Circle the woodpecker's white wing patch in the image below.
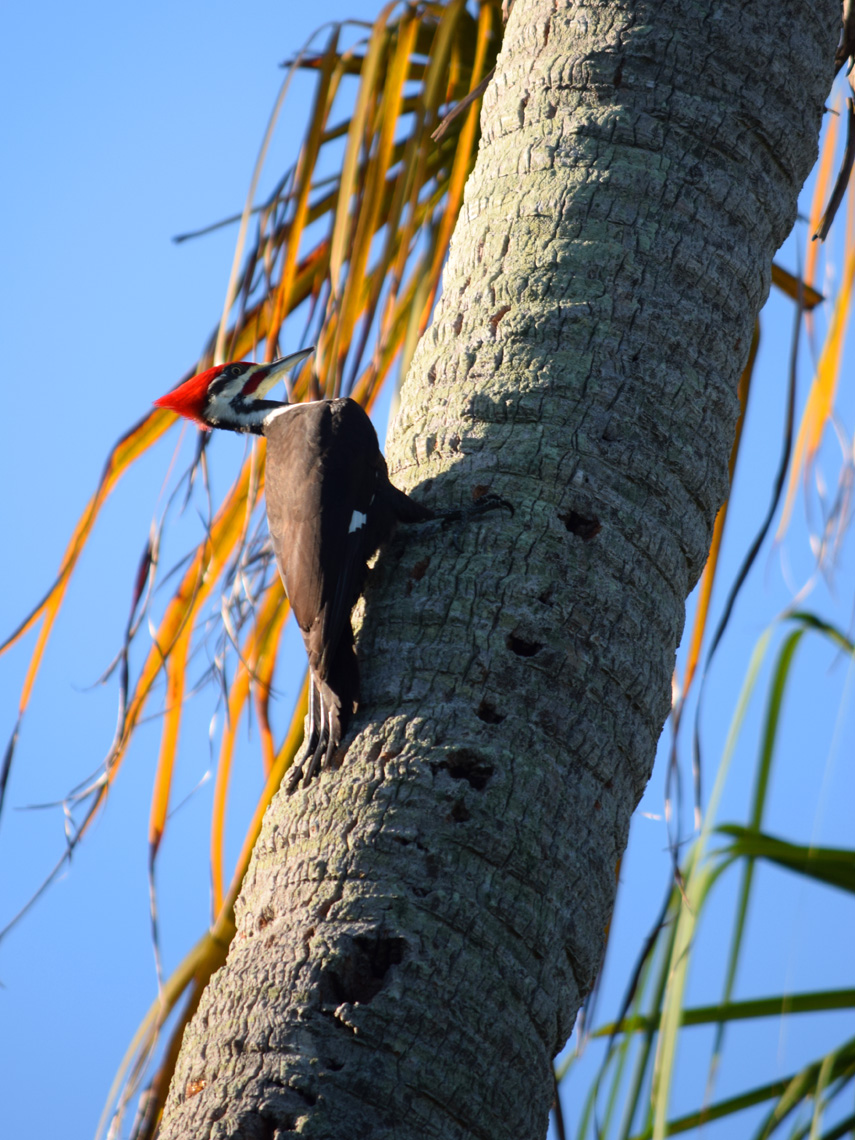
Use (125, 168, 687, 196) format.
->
(348, 510, 367, 534)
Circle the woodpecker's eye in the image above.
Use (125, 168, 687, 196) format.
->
(230, 364, 247, 378)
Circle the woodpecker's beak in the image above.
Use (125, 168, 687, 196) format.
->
(248, 347, 314, 400)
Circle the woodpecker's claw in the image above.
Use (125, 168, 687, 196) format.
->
(473, 492, 514, 516)
(435, 492, 514, 525)
(285, 734, 316, 794)
(286, 735, 325, 794)
(285, 760, 306, 795)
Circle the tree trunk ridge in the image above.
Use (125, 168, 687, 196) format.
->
(159, 2, 838, 1138)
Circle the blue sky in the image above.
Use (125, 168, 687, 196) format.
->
(1, 4, 853, 1138)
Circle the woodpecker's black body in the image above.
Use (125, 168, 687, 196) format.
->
(264, 398, 432, 787)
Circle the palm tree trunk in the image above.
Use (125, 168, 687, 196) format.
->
(158, 1, 839, 1137)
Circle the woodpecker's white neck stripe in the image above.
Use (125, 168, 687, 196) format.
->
(263, 404, 303, 428)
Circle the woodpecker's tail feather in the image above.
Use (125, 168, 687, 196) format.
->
(286, 639, 359, 793)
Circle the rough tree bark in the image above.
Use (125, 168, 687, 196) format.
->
(158, 2, 839, 1137)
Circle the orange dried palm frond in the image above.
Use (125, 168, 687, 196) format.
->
(778, 227, 855, 540)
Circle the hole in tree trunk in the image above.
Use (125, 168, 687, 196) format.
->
(507, 633, 542, 657)
(476, 699, 506, 724)
(319, 933, 407, 1007)
(437, 749, 494, 790)
(558, 509, 601, 541)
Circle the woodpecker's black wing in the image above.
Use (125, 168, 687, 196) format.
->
(264, 396, 438, 789)
(263, 399, 386, 706)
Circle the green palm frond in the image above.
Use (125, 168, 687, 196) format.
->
(562, 612, 855, 1140)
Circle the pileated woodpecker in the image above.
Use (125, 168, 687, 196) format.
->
(154, 352, 505, 789)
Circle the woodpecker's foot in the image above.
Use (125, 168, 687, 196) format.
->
(430, 492, 514, 526)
